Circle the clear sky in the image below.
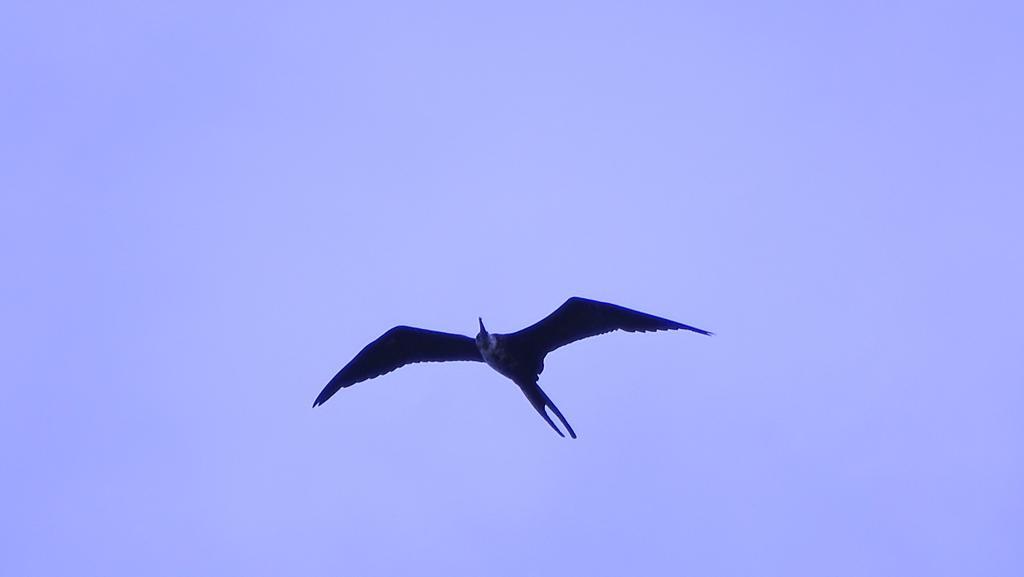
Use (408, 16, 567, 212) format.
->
(2, 1, 1022, 575)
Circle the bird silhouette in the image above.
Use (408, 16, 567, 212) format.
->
(313, 297, 711, 438)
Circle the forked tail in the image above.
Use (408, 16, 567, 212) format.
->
(516, 378, 577, 439)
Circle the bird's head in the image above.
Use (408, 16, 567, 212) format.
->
(476, 317, 492, 350)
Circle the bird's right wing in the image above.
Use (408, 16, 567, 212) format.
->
(508, 297, 712, 357)
(313, 326, 483, 407)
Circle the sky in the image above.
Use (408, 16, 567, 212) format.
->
(2, 1, 1022, 575)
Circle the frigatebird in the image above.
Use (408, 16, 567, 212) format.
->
(313, 297, 711, 438)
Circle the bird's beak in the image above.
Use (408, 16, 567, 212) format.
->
(478, 317, 485, 333)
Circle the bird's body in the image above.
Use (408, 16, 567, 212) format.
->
(314, 297, 711, 438)
(477, 331, 538, 381)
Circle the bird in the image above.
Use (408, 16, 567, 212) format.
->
(313, 297, 712, 438)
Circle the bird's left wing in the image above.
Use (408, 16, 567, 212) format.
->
(313, 326, 483, 407)
(507, 297, 712, 357)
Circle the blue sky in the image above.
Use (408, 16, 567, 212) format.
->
(3, 1, 1022, 575)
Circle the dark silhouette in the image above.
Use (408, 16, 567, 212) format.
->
(313, 297, 711, 437)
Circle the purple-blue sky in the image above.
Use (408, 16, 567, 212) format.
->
(3, 1, 1022, 575)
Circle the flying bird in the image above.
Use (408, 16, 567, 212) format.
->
(313, 297, 711, 438)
